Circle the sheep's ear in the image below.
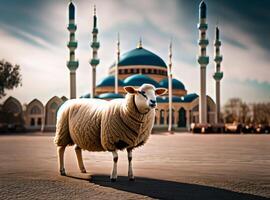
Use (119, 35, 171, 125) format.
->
(155, 88, 167, 96)
(124, 86, 138, 94)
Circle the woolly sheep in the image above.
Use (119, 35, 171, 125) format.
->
(54, 83, 167, 181)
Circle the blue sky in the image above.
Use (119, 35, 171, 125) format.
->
(0, 0, 269, 105)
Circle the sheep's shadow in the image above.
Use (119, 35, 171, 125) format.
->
(88, 175, 267, 200)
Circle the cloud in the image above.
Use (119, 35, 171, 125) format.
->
(0, 0, 269, 106)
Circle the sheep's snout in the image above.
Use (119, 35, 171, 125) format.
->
(149, 99, 157, 108)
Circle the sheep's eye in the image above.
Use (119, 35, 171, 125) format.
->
(138, 91, 148, 99)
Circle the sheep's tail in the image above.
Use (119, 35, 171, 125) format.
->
(54, 107, 74, 146)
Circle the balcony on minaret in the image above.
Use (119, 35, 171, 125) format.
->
(198, 39, 209, 46)
(214, 40, 221, 47)
(213, 71, 223, 81)
(67, 24, 77, 31)
(214, 55, 223, 63)
(67, 60, 79, 71)
(91, 41, 100, 49)
(197, 23, 208, 30)
(67, 41, 78, 49)
(197, 56, 209, 65)
(92, 27, 98, 34)
(90, 58, 100, 66)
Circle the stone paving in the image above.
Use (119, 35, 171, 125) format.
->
(0, 133, 269, 200)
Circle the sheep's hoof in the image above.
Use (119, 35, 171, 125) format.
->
(60, 168, 66, 176)
(80, 169, 87, 173)
(129, 177, 135, 181)
(110, 178, 117, 182)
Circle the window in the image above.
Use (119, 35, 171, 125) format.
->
(50, 102, 58, 110)
(31, 118, 35, 126)
(30, 106, 41, 115)
(37, 118, 42, 125)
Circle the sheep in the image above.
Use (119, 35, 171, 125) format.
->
(54, 83, 167, 181)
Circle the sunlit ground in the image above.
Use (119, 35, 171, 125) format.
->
(0, 133, 269, 200)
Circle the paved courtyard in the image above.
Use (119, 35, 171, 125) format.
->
(0, 133, 269, 200)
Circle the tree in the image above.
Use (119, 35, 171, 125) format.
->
(0, 60, 22, 99)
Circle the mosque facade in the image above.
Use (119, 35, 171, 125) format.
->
(0, 1, 221, 132)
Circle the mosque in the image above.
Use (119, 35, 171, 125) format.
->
(0, 1, 223, 132)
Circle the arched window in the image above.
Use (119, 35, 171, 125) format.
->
(160, 109, 164, 124)
(30, 106, 41, 115)
(50, 102, 58, 110)
(31, 118, 35, 126)
(178, 108, 186, 127)
(37, 118, 42, 125)
(5, 102, 20, 114)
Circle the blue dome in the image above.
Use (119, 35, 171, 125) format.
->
(97, 75, 125, 87)
(98, 93, 124, 99)
(182, 93, 198, 102)
(159, 78, 186, 90)
(111, 47, 167, 68)
(124, 74, 159, 87)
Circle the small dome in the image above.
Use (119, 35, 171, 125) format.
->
(159, 78, 186, 90)
(124, 74, 159, 87)
(110, 47, 167, 69)
(182, 93, 198, 102)
(97, 75, 125, 87)
(98, 93, 124, 99)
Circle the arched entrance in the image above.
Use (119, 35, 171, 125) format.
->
(160, 109, 164, 125)
(178, 108, 186, 127)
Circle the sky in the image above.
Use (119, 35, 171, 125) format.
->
(0, 0, 269, 105)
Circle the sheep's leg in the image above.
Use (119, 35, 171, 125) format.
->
(75, 145, 86, 173)
(110, 151, 118, 182)
(127, 148, 135, 181)
(57, 146, 66, 176)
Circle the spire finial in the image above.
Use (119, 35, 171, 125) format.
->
(117, 32, 120, 44)
(169, 37, 172, 56)
(94, 4, 96, 16)
(137, 37, 142, 48)
(117, 32, 120, 53)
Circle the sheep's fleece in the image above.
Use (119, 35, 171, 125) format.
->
(54, 94, 155, 151)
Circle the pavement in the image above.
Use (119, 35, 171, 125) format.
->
(0, 132, 269, 200)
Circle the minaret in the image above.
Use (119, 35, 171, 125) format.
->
(90, 5, 100, 98)
(213, 26, 223, 123)
(115, 33, 120, 94)
(67, 1, 79, 99)
(197, 1, 209, 124)
(168, 40, 173, 132)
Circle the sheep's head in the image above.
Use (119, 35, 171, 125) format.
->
(124, 84, 167, 113)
